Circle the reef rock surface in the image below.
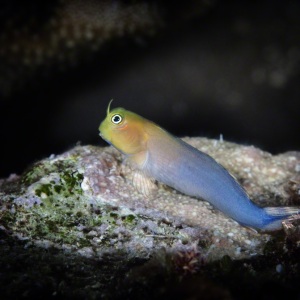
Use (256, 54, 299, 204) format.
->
(1, 138, 300, 299)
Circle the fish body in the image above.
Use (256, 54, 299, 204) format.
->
(99, 103, 299, 231)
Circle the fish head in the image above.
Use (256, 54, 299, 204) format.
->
(99, 100, 148, 155)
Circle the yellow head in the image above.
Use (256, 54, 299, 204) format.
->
(99, 101, 148, 155)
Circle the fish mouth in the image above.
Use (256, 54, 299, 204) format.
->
(99, 131, 106, 139)
(99, 132, 106, 140)
(99, 133, 111, 145)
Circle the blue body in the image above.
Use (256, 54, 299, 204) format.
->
(99, 107, 299, 231)
(143, 135, 286, 230)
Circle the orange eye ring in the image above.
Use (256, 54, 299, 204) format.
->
(118, 123, 128, 130)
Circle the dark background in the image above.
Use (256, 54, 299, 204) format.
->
(1, 0, 300, 178)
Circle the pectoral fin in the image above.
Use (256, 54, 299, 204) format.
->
(132, 170, 158, 198)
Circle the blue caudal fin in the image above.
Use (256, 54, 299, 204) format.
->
(262, 207, 300, 230)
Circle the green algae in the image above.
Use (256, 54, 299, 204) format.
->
(34, 170, 84, 198)
(1, 153, 143, 248)
(21, 156, 81, 186)
(21, 162, 50, 185)
(2, 144, 300, 299)
(1, 157, 86, 245)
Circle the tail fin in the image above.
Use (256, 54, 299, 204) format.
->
(263, 207, 300, 230)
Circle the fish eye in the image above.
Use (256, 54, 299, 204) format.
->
(111, 114, 122, 124)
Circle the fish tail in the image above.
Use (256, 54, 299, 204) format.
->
(262, 206, 300, 230)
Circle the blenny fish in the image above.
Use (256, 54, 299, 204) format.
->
(99, 101, 299, 231)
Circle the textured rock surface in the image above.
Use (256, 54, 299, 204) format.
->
(1, 138, 300, 298)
